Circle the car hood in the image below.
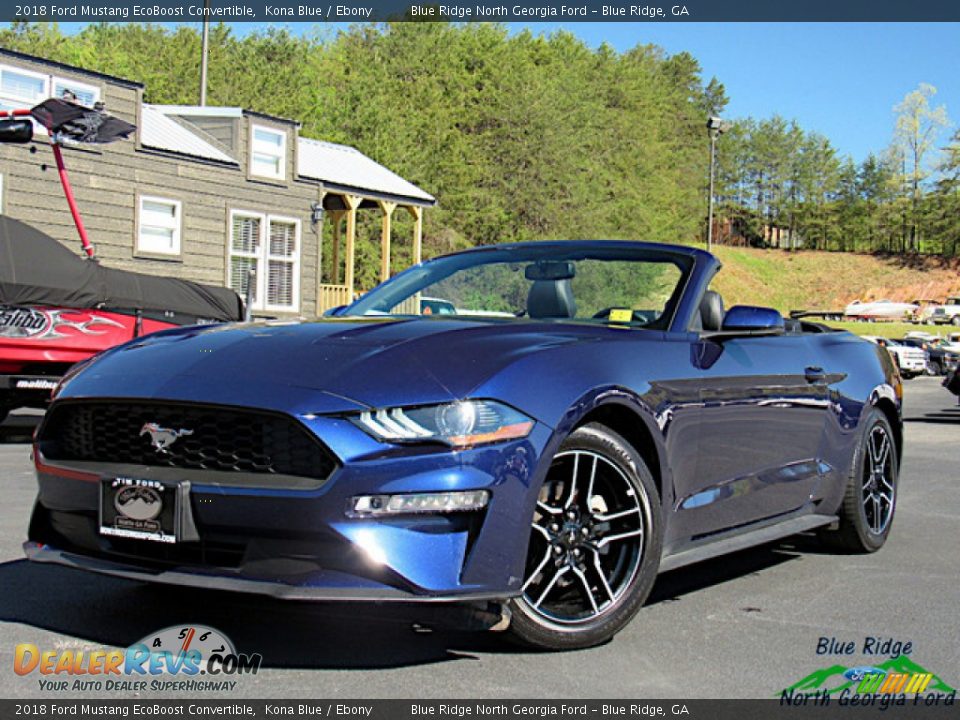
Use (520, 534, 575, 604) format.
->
(60, 317, 602, 415)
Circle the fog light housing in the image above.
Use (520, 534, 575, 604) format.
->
(351, 490, 490, 516)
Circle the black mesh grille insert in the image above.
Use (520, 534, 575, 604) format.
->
(40, 401, 336, 480)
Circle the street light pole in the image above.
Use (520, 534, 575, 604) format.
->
(707, 130, 718, 252)
(706, 116, 727, 253)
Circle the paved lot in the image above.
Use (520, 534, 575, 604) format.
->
(0, 378, 957, 699)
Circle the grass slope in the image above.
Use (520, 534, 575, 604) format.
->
(710, 247, 960, 315)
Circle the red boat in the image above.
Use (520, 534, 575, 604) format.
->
(0, 99, 243, 423)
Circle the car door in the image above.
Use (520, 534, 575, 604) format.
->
(676, 333, 831, 538)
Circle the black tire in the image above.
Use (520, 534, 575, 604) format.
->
(507, 423, 662, 650)
(0, 407, 8, 426)
(818, 407, 898, 553)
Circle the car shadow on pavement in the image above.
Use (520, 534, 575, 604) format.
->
(0, 560, 507, 669)
(649, 541, 802, 604)
(903, 406, 960, 424)
(0, 537, 805, 668)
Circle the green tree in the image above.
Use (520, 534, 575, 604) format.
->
(892, 83, 950, 252)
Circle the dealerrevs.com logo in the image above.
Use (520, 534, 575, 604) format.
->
(14, 625, 262, 693)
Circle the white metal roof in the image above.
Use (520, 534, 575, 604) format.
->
(152, 105, 244, 118)
(139, 105, 238, 164)
(297, 137, 435, 205)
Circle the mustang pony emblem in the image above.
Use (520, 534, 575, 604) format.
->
(140, 423, 193, 453)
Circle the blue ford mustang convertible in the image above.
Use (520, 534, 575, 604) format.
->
(25, 241, 902, 650)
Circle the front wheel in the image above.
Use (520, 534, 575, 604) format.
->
(818, 408, 898, 553)
(507, 423, 662, 650)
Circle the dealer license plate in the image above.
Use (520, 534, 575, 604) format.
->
(99, 477, 180, 544)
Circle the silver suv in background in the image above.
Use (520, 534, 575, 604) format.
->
(930, 297, 960, 326)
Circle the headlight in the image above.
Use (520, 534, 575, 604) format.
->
(353, 400, 534, 448)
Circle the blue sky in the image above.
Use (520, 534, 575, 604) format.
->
(529, 23, 960, 164)
(38, 22, 960, 163)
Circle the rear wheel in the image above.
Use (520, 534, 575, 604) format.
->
(507, 423, 662, 650)
(818, 408, 898, 553)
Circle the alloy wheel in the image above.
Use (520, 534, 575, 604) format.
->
(862, 425, 895, 535)
(521, 450, 650, 625)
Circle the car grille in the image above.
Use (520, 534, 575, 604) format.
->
(40, 401, 337, 480)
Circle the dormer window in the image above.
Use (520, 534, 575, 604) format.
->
(0, 65, 46, 110)
(0, 64, 101, 128)
(250, 124, 286, 180)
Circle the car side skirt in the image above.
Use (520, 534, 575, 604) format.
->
(658, 512, 838, 573)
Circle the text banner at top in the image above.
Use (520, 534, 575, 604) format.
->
(5, 0, 960, 23)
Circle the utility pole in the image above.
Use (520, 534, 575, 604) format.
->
(199, 2, 210, 106)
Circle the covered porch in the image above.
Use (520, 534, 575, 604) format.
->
(298, 138, 435, 313)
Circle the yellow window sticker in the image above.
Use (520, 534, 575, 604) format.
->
(609, 308, 633, 323)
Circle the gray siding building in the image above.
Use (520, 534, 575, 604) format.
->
(0, 48, 435, 317)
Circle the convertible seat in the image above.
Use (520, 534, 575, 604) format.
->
(528, 279, 577, 319)
(700, 290, 725, 331)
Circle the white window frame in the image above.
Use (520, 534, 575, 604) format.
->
(0, 64, 101, 136)
(249, 123, 287, 181)
(52, 76, 101, 108)
(136, 195, 182, 256)
(228, 210, 301, 313)
(0, 64, 48, 110)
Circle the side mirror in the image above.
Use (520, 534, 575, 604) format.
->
(0, 118, 34, 144)
(722, 305, 785, 333)
(323, 305, 346, 317)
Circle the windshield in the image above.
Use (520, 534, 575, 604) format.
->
(342, 244, 691, 329)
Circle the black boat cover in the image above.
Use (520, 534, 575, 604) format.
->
(31, 97, 136, 144)
(0, 216, 243, 322)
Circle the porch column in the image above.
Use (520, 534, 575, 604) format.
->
(329, 209, 344, 284)
(378, 200, 397, 282)
(407, 205, 423, 265)
(343, 194, 361, 299)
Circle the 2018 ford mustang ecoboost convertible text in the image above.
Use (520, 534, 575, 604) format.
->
(25, 241, 902, 650)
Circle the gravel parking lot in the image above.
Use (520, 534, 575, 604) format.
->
(1, 378, 957, 699)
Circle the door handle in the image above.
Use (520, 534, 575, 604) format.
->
(804, 366, 826, 383)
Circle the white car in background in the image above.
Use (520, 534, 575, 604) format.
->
(863, 335, 927, 379)
(905, 331, 960, 354)
(845, 299, 919, 321)
(928, 296, 960, 326)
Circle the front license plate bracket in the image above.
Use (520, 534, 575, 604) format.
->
(99, 478, 199, 544)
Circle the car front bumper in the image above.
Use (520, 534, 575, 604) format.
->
(26, 417, 554, 602)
